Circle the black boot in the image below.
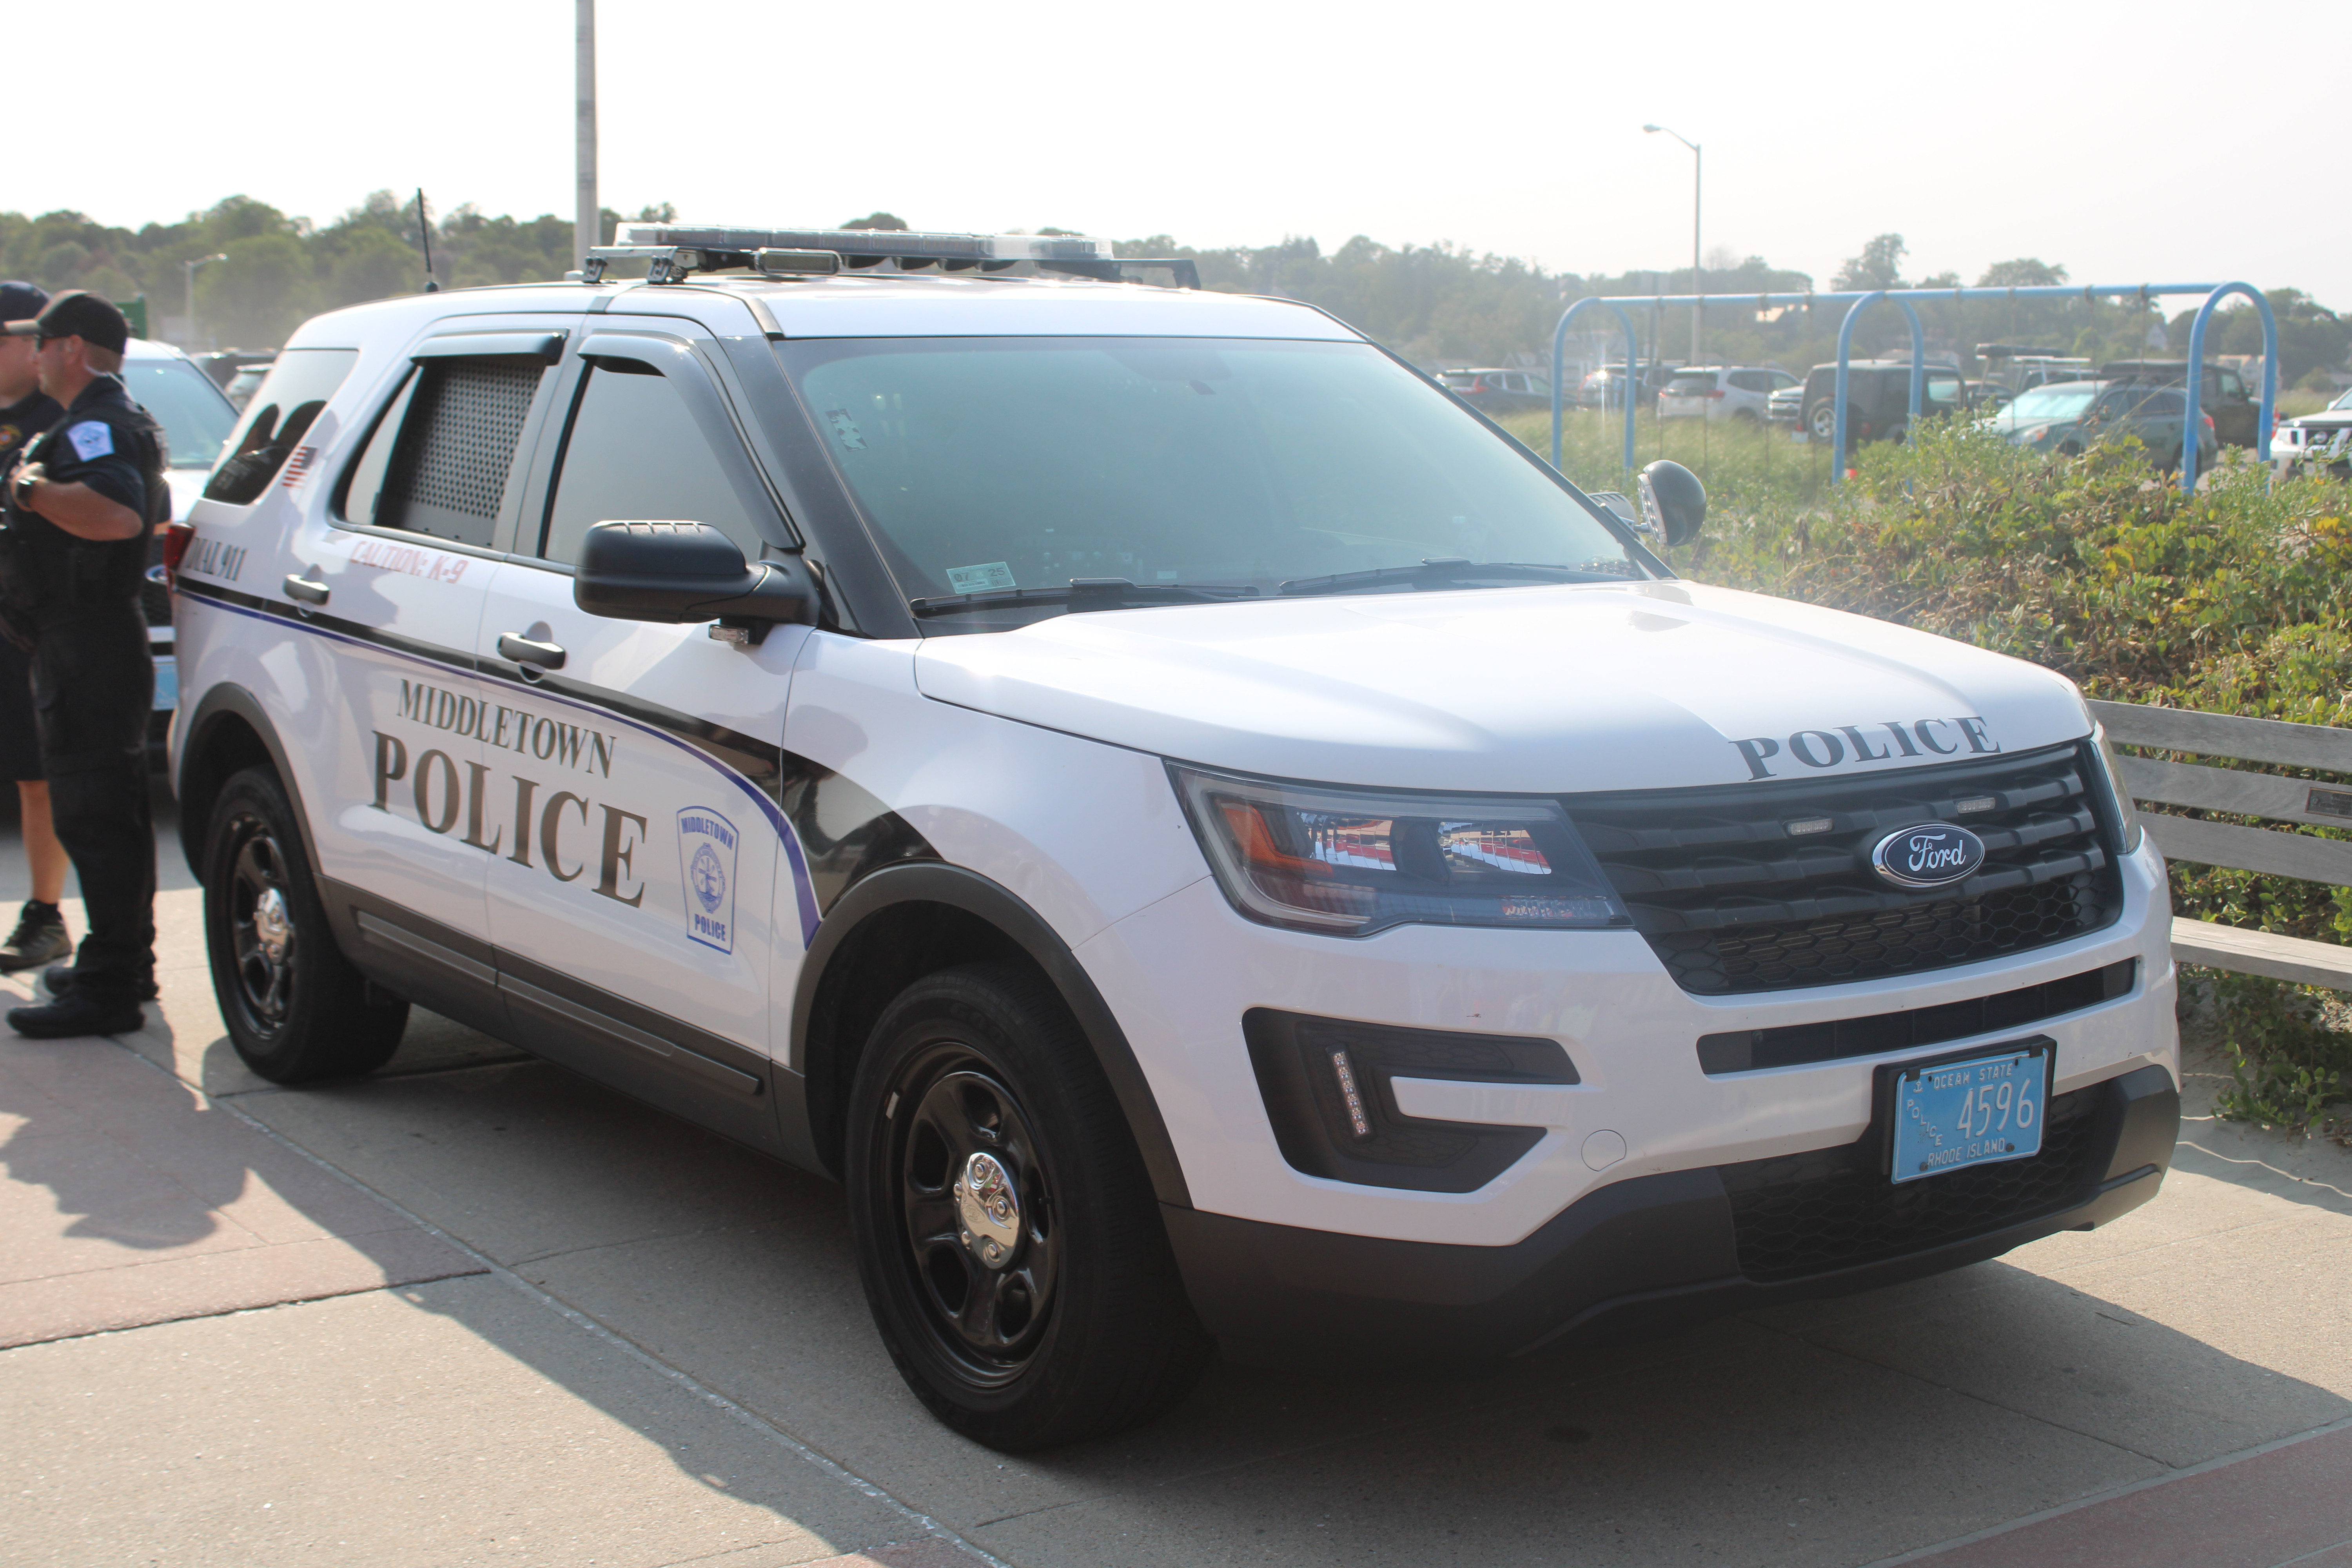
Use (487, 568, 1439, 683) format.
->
(0, 902, 70, 973)
(9, 989, 145, 1039)
(41, 963, 158, 1002)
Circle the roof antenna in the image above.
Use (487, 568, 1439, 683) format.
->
(416, 188, 441, 293)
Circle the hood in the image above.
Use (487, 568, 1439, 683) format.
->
(913, 580, 2091, 794)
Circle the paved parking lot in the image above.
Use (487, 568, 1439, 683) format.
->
(0, 789, 2348, 1567)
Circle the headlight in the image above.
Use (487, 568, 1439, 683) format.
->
(2022, 424, 2051, 443)
(2087, 722, 2145, 856)
(1171, 765, 1632, 937)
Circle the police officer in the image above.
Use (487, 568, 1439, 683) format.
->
(0, 292, 163, 1037)
(0, 282, 72, 976)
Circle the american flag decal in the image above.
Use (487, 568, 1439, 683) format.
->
(281, 446, 317, 487)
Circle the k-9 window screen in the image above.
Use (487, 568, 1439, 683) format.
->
(780, 337, 1638, 611)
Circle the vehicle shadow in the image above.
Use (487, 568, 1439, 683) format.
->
(222, 1031, 2352, 1568)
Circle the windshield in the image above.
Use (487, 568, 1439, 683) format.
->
(781, 337, 1643, 627)
(122, 359, 238, 468)
(2334, 389, 2352, 411)
(2007, 384, 2101, 420)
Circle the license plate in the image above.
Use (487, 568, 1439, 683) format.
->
(1888, 1043, 2047, 1184)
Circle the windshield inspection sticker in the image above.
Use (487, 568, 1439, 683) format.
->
(946, 561, 1016, 594)
(824, 409, 866, 450)
(677, 807, 740, 955)
(1731, 717, 1999, 780)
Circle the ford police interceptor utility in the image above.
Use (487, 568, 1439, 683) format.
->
(169, 223, 2179, 1451)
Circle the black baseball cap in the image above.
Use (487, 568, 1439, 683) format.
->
(0, 281, 47, 327)
(2, 290, 129, 354)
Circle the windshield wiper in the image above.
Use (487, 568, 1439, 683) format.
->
(1275, 559, 1636, 598)
(910, 577, 1261, 619)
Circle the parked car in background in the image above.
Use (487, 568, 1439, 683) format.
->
(221, 362, 274, 412)
(1433, 368, 1554, 415)
(1965, 379, 2013, 412)
(193, 349, 278, 390)
(1800, 360, 1967, 446)
(1578, 362, 1686, 411)
(122, 338, 240, 755)
(1976, 347, 2092, 399)
(1657, 366, 1799, 422)
(2099, 360, 2259, 448)
(1981, 379, 2217, 472)
(1767, 382, 1802, 424)
(2271, 387, 2352, 478)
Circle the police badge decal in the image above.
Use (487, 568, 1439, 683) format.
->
(675, 806, 741, 955)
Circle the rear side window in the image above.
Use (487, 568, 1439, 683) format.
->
(1725, 370, 1769, 393)
(539, 361, 764, 564)
(338, 356, 547, 547)
(205, 348, 359, 505)
(1927, 375, 1962, 405)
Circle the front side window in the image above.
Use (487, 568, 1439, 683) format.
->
(540, 361, 767, 564)
(779, 336, 1643, 628)
(204, 348, 358, 504)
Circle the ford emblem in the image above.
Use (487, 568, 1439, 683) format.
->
(1869, 822, 1987, 890)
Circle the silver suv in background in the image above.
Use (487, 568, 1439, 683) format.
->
(1658, 366, 1798, 422)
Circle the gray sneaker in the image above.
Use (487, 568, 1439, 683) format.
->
(0, 903, 69, 973)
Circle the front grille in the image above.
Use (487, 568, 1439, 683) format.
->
(1722, 1085, 2107, 1282)
(1567, 743, 2123, 995)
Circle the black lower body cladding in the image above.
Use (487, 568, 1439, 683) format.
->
(1167, 1064, 2177, 1363)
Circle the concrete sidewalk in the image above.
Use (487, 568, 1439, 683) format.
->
(0, 791, 2347, 1565)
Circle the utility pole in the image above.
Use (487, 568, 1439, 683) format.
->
(1643, 124, 1702, 367)
(184, 252, 226, 350)
(575, 0, 597, 270)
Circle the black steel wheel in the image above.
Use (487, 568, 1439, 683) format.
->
(846, 962, 1204, 1450)
(203, 766, 408, 1083)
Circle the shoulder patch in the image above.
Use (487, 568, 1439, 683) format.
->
(67, 421, 114, 462)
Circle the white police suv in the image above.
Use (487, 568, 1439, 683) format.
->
(171, 224, 2180, 1450)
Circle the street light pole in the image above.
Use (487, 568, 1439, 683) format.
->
(575, 0, 598, 270)
(1643, 124, 1701, 368)
(183, 252, 226, 350)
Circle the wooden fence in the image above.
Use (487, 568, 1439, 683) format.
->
(2090, 699, 2352, 989)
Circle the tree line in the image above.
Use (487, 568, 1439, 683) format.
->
(2, 194, 2341, 384)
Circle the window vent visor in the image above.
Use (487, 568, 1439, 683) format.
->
(1243, 1011, 1573, 1193)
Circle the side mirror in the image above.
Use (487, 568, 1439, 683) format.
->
(574, 521, 818, 642)
(1637, 460, 1706, 548)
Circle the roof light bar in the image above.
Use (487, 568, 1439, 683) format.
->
(619, 223, 1116, 265)
(580, 225, 1198, 289)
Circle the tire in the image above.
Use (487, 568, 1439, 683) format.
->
(846, 962, 1205, 1450)
(203, 766, 409, 1083)
(1808, 401, 1838, 442)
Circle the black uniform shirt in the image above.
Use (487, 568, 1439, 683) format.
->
(0, 388, 60, 472)
(36, 376, 156, 516)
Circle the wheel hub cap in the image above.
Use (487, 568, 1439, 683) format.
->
(955, 1152, 1020, 1268)
(253, 887, 292, 964)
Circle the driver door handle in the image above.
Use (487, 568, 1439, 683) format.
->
(497, 632, 567, 671)
(282, 574, 329, 606)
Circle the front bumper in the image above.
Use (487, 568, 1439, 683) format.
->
(1168, 1061, 2177, 1361)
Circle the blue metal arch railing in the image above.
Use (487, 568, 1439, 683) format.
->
(1548, 297, 1641, 472)
(1542, 281, 2274, 491)
(2180, 282, 2278, 492)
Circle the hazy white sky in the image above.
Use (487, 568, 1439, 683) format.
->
(31, 0, 2339, 307)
